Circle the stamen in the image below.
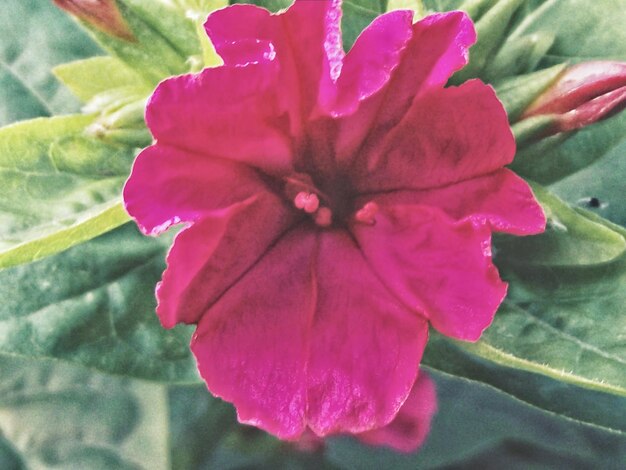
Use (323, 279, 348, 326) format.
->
(315, 207, 333, 227)
(354, 201, 379, 225)
(294, 192, 320, 213)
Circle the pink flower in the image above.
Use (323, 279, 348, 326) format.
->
(123, 0, 545, 441)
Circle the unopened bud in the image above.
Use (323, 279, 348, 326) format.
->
(522, 61, 626, 133)
(53, 0, 135, 41)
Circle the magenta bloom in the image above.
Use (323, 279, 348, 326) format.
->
(124, 0, 545, 441)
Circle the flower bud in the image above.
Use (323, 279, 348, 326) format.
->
(53, 0, 135, 41)
(522, 61, 626, 133)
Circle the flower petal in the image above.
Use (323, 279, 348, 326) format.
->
(351, 80, 515, 193)
(192, 227, 315, 439)
(334, 11, 476, 162)
(357, 371, 437, 453)
(326, 9, 415, 116)
(204, 0, 343, 133)
(145, 62, 293, 175)
(362, 169, 546, 236)
(352, 205, 508, 341)
(156, 194, 297, 328)
(191, 227, 428, 439)
(123, 144, 266, 235)
(306, 230, 428, 436)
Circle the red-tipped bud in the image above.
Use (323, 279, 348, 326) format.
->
(522, 61, 626, 133)
(53, 0, 135, 41)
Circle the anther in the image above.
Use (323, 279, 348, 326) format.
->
(354, 201, 379, 225)
(314, 207, 333, 227)
(294, 192, 320, 213)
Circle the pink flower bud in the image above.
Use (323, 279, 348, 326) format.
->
(53, 0, 135, 41)
(523, 61, 626, 133)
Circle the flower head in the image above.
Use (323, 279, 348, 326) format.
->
(124, 0, 545, 442)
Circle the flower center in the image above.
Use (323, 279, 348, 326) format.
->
(282, 172, 379, 228)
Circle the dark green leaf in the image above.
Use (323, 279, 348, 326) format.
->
(342, 0, 388, 50)
(462, 191, 626, 397)
(424, 334, 626, 434)
(0, 0, 102, 125)
(0, 223, 199, 382)
(327, 368, 626, 469)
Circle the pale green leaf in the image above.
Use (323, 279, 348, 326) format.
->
(0, 115, 135, 268)
(0, 354, 169, 470)
(53, 57, 150, 103)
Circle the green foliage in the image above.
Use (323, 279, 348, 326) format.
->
(0, 0, 101, 125)
(1, 0, 626, 468)
(327, 368, 626, 469)
(0, 115, 133, 268)
(53, 56, 150, 103)
(0, 354, 169, 469)
(0, 224, 199, 383)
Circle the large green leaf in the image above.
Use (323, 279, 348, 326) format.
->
(423, 334, 626, 434)
(326, 368, 626, 469)
(0, 223, 199, 383)
(0, 115, 136, 268)
(454, 188, 626, 397)
(0, 0, 101, 125)
(0, 354, 169, 470)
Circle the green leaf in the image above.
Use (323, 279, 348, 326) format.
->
(84, 0, 196, 85)
(326, 368, 626, 469)
(511, 111, 626, 185)
(0, 0, 102, 125)
(509, 0, 626, 65)
(387, 0, 426, 17)
(0, 353, 169, 469)
(496, 184, 626, 267)
(459, 190, 626, 397)
(451, 0, 526, 84)
(494, 64, 565, 122)
(423, 334, 626, 434)
(0, 115, 136, 268)
(342, 1, 388, 50)
(53, 57, 150, 103)
(231, 0, 292, 11)
(0, 223, 199, 383)
(549, 138, 626, 228)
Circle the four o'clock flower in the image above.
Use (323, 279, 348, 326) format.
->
(123, 0, 545, 443)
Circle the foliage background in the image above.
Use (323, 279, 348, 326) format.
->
(0, 0, 625, 468)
